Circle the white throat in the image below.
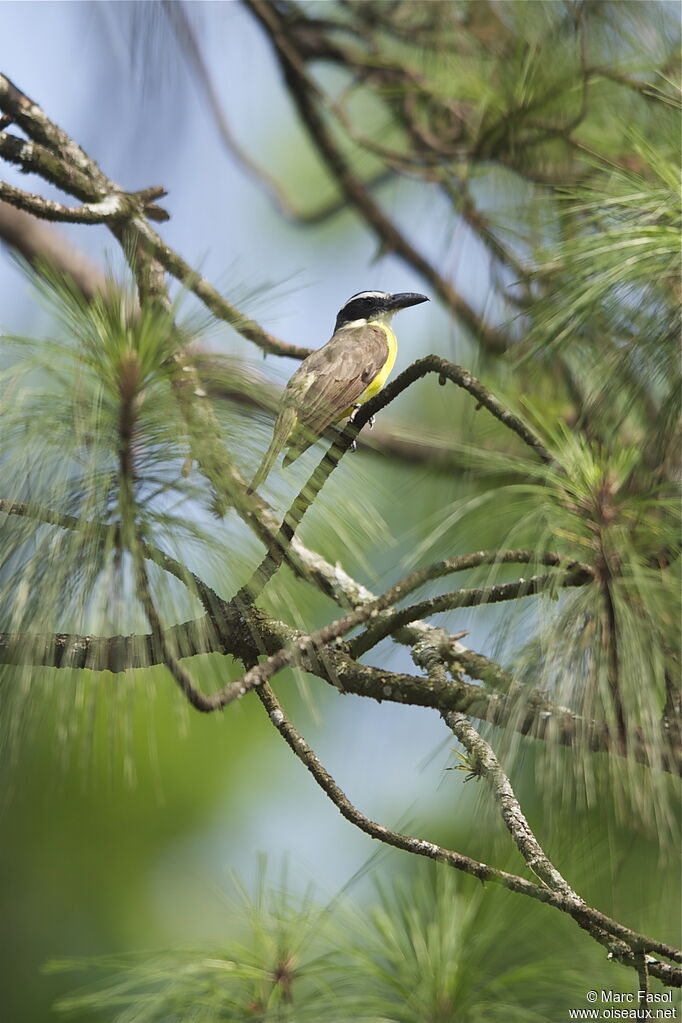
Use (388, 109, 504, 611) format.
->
(342, 311, 396, 330)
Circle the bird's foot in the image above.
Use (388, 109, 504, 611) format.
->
(349, 404, 374, 428)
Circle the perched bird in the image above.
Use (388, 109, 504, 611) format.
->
(248, 290, 429, 492)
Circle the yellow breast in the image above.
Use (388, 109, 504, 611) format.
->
(356, 322, 397, 404)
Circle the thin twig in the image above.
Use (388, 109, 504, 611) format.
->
(240, 353, 554, 603)
(255, 680, 681, 982)
(144, 222, 313, 360)
(0, 180, 127, 224)
(189, 550, 590, 710)
(351, 567, 592, 657)
(445, 709, 580, 895)
(245, 0, 511, 355)
(0, 74, 305, 363)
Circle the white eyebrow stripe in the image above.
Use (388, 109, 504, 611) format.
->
(345, 290, 389, 303)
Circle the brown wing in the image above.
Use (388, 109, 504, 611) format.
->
(282, 325, 389, 463)
(292, 325, 388, 432)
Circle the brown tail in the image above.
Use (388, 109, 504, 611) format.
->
(248, 408, 296, 493)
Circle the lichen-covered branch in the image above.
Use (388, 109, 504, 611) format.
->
(0, 72, 304, 361)
(256, 682, 681, 985)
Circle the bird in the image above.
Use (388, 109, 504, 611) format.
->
(248, 290, 429, 492)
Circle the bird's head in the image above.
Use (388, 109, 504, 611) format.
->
(334, 290, 429, 331)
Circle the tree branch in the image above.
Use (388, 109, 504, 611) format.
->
(0, 73, 306, 362)
(0, 200, 107, 300)
(0, 179, 169, 224)
(240, 352, 554, 604)
(144, 223, 313, 360)
(244, 0, 512, 355)
(256, 680, 681, 984)
(445, 709, 581, 895)
(183, 550, 590, 710)
(1, 489, 677, 772)
(351, 567, 592, 657)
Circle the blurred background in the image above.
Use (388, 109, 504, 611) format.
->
(0, 2, 679, 1019)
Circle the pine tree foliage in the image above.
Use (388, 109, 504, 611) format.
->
(0, 0, 680, 1018)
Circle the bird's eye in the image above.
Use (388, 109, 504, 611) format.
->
(335, 297, 378, 330)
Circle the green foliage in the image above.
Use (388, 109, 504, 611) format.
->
(49, 866, 338, 1023)
(1, 273, 209, 631)
(410, 412, 679, 829)
(522, 141, 681, 429)
(0, 272, 263, 770)
(48, 863, 624, 1023)
(344, 866, 595, 1023)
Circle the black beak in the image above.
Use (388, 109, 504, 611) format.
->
(387, 292, 429, 311)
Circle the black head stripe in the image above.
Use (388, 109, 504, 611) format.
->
(335, 291, 390, 331)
